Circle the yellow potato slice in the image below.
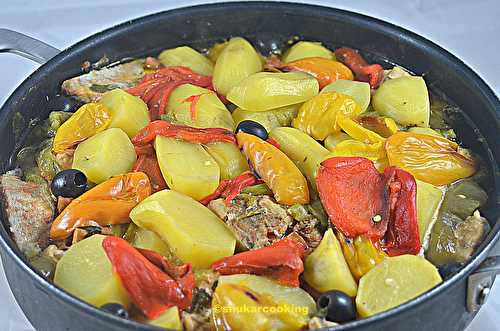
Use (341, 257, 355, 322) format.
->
(227, 72, 319, 112)
(282, 41, 334, 63)
(204, 142, 249, 180)
(130, 189, 236, 268)
(72, 128, 136, 184)
(54, 235, 130, 308)
(356, 255, 442, 317)
(155, 136, 220, 200)
(373, 76, 430, 127)
(159, 46, 214, 76)
(213, 37, 263, 96)
(304, 229, 358, 296)
(164, 83, 234, 130)
(149, 306, 182, 330)
(99, 89, 150, 138)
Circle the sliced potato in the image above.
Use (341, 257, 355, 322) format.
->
(131, 227, 171, 257)
(149, 306, 182, 330)
(204, 142, 249, 180)
(130, 189, 236, 268)
(54, 235, 130, 308)
(158, 46, 214, 76)
(372, 76, 430, 127)
(72, 128, 136, 184)
(282, 41, 334, 63)
(99, 89, 150, 138)
(356, 255, 442, 317)
(218, 274, 316, 314)
(164, 83, 234, 130)
(227, 72, 319, 111)
(304, 229, 357, 296)
(213, 37, 263, 96)
(416, 179, 443, 243)
(322, 79, 371, 112)
(269, 127, 331, 185)
(155, 136, 220, 200)
(207, 40, 229, 62)
(232, 104, 300, 132)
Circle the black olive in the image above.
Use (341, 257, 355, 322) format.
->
(100, 303, 129, 319)
(235, 120, 268, 140)
(50, 169, 88, 198)
(47, 94, 82, 113)
(317, 290, 356, 323)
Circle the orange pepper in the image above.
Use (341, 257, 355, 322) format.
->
(237, 132, 309, 205)
(281, 57, 354, 88)
(50, 172, 151, 240)
(385, 132, 476, 186)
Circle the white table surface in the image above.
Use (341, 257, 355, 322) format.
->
(0, 0, 499, 330)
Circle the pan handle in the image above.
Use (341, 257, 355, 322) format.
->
(0, 28, 60, 64)
(467, 250, 500, 313)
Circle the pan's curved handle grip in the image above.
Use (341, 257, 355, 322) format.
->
(0, 28, 60, 64)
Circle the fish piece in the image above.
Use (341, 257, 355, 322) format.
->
(208, 194, 293, 250)
(0, 175, 55, 258)
(61, 61, 145, 103)
(208, 194, 323, 252)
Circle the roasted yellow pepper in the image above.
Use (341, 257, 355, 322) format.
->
(292, 92, 362, 140)
(237, 132, 309, 205)
(385, 132, 476, 186)
(356, 115, 399, 138)
(53, 103, 111, 153)
(331, 140, 386, 161)
(212, 283, 309, 331)
(336, 113, 385, 144)
(337, 232, 387, 281)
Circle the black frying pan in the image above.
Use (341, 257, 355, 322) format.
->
(0, 2, 499, 331)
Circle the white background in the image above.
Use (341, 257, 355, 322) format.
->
(0, 1, 499, 330)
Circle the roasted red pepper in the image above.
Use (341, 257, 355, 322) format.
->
(137, 248, 191, 279)
(102, 236, 194, 319)
(381, 167, 421, 256)
(317, 157, 421, 255)
(211, 238, 306, 287)
(132, 120, 237, 146)
(334, 48, 384, 88)
(317, 157, 388, 240)
(127, 66, 213, 120)
(133, 144, 167, 193)
(199, 172, 262, 205)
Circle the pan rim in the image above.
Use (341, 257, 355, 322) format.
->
(0, 2, 499, 330)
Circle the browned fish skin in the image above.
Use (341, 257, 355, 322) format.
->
(0, 175, 55, 258)
(61, 61, 145, 103)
